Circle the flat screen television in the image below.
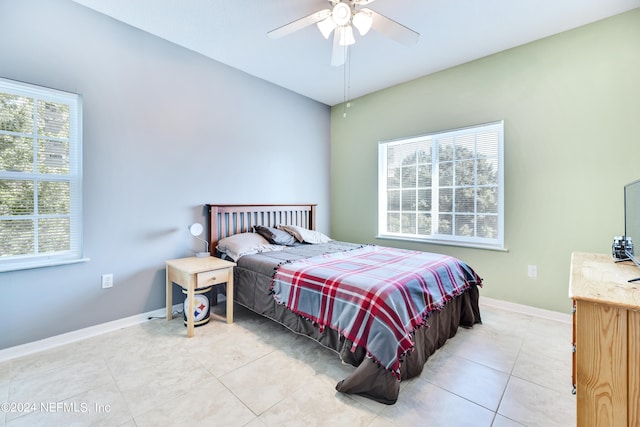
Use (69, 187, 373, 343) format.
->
(624, 179, 640, 282)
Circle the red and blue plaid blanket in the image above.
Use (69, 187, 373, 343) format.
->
(271, 245, 482, 376)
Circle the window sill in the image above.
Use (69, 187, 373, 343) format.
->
(376, 235, 508, 252)
(0, 257, 91, 273)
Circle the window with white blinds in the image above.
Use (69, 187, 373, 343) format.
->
(378, 121, 504, 250)
(0, 78, 84, 271)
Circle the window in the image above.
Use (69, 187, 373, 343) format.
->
(0, 78, 83, 271)
(378, 121, 504, 250)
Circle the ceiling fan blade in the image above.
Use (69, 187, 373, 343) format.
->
(363, 8, 419, 46)
(353, 0, 377, 5)
(331, 29, 347, 66)
(268, 9, 331, 39)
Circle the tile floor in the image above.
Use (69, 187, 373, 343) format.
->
(0, 301, 575, 426)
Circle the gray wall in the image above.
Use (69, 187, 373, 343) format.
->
(0, 0, 331, 349)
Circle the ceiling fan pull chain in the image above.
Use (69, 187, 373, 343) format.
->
(343, 46, 351, 118)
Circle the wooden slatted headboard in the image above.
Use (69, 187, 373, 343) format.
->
(206, 204, 317, 253)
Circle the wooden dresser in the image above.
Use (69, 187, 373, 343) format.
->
(569, 252, 640, 427)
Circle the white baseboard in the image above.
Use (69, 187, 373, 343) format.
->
(480, 296, 572, 324)
(0, 304, 182, 363)
(1, 298, 571, 363)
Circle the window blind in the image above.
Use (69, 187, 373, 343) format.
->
(0, 77, 83, 271)
(378, 121, 504, 250)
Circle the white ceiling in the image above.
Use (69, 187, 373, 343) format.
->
(71, 0, 640, 106)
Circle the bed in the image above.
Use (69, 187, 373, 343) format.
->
(207, 203, 482, 405)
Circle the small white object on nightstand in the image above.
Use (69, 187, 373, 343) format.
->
(188, 223, 210, 257)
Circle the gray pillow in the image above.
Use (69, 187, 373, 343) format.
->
(254, 225, 297, 246)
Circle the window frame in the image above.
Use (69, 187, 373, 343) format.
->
(377, 121, 505, 251)
(0, 77, 85, 272)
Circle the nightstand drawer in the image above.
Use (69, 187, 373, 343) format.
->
(197, 269, 229, 288)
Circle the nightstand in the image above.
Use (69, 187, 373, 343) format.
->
(165, 256, 236, 337)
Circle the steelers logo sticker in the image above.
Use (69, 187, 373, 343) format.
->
(183, 293, 210, 323)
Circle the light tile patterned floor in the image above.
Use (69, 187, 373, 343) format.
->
(0, 301, 575, 426)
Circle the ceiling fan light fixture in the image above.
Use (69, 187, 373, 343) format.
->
(338, 25, 355, 46)
(352, 10, 373, 36)
(317, 16, 336, 39)
(267, 0, 420, 66)
(332, 2, 352, 26)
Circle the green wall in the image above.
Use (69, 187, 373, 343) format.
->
(330, 9, 640, 314)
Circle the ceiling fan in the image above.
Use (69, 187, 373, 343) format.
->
(267, 0, 419, 67)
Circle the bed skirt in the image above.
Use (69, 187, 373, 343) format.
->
(234, 263, 481, 405)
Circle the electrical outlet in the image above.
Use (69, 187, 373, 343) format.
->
(102, 273, 113, 288)
(527, 265, 537, 279)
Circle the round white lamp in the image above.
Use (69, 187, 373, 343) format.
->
(189, 223, 210, 258)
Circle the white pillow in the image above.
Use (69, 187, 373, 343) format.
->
(216, 233, 283, 261)
(278, 225, 331, 244)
